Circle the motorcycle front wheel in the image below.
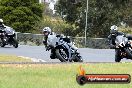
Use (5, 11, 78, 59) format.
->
(55, 48, 69, 62)
(73, 54, 83, 62)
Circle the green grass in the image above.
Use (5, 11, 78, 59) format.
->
(0, 55, 32, 62)
(0, 63, 131, 88)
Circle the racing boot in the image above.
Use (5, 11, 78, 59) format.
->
(50, 49, 56, 59)
(50, 53, 56, 59)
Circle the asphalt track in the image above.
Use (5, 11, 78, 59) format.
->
(0, 45, 132, 62)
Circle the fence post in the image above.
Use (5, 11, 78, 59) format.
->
(15, 32, 20, 40)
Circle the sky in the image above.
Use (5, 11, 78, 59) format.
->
(44, 0, 57, 10)
(39, 0, 57, 14)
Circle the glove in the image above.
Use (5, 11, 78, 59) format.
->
(56, 35, 61, 37)
(109, 44, 116, 49)
(46, 46, 51, 51)
(43, 40, 47, 45)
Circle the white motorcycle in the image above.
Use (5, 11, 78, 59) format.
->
(0, 26, 18, 48)
(46, 34, 83, 62)
(114, 35, 132, 62)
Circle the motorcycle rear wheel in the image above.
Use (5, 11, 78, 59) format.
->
(125, 47, 132, 59)
(73, 55, 83, 62)
(12, 39, 18, 48)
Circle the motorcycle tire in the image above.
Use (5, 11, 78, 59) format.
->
(124, 48, 132, 58)
(55, 48, 69, 62)
(0, 42, 5, 47)
(73, 55, 83, 62)
(12, 39, 18, 48)
(115, 49, 122, 62)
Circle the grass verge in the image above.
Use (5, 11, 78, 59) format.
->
(0, 63, 131, 88)
(0, 55, 32, 62)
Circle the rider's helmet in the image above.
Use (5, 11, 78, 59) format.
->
(42, 27, 51, 36)
(0, 19, 3, 25)
(110, 25, 118, 35)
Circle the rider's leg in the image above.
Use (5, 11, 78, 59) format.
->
(50, 49, 56, 59)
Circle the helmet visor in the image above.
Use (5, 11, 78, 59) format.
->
(43, 31, 49, 36)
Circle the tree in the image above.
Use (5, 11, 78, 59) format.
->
(0, 0, 43, 33)
(56, 0, 132, 37)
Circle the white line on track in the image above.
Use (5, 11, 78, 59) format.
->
(18, 56, 46, 62)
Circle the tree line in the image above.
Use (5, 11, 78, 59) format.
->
(56, 0, 132, 37)
(0, 0, 43, 33)
(0, 0, 132, 38)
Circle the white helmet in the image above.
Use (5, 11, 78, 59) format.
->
(42, 27, 51, 34)
(110, 25, 118, 31)
(0, 19, 3, 23)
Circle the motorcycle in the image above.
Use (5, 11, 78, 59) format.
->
(114, 35, 132, 62)
(46, 34, 83, 62)
(0, 26, 18, 48)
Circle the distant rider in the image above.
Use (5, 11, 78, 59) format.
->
(0, 19, 5, 28)
(0, 19, 6, 43)
(108, 25, 125, 49)
(0, 19, 16, 43)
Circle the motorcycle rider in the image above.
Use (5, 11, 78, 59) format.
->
(0, 19, 15, 34)
(42, 27, 78, 59)
(0, 19, 6, 43)
(0, 19, 5, 28)
(108, 25, 125, 49)
(0, 19, 16, 44)
(42, 27, 57, 59)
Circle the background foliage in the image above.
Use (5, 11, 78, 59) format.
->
(56, 0, 132, 37)
(0, 0, 43, 33)
(0, 0, 132, 37)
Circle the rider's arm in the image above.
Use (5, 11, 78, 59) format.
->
(43, 40, 47, 46)
(56, 34, 61, 37)
(108, 34, 116, 49)
(43, 36, 48, 46)
(43, 40, 51, 51)
(108, 35, 111, 40)
(3, 24, 6, 28)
